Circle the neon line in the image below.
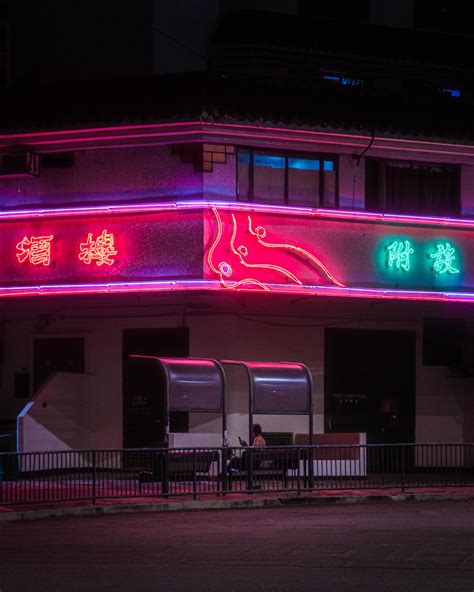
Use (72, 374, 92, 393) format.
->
(248, 216, 345, 287)
(0, 199, 473, 230)
(220, 277, 270, 291)
(229, 213, 302, 284)
(1, 278, 474, 302)
(0, 121, 202, 140)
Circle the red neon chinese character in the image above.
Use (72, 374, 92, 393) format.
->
(79, 230, 117, 266)
(16, 235, 53, 266)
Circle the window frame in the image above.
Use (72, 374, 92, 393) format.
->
(236, 148, 339, 208)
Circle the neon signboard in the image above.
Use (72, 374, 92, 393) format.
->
(0, 200, 473, 302)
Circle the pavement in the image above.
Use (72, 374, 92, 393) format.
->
(1, 500, 473, 591)
(0, 486, 474, 522)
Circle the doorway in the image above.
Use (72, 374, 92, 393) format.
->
(122, 328, 189, 447)
(324, 328, 416, 444)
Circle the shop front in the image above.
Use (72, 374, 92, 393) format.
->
(0, 200, 471, 453)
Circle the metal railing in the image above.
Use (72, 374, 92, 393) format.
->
(0, 443, 473, 506)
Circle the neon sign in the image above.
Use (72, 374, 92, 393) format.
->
(16, 235, 53, 266)
(0, 201, 472, 302)
(430, 242, 459, 274)
(79, 230, 117, 266)
(206, 207, 345, 291)
(386, 240, 414, 272)
(381, 237, 462, 280)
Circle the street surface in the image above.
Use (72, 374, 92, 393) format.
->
(0, 500, 473, 591)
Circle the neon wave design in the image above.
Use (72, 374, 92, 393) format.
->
(207, 208, 270, 291)
(247, 216, 345, 288)
(229, 213, 302, 284)
(207, 207, 345, 290)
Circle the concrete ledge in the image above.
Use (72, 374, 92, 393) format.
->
(1, 491, 473, 523)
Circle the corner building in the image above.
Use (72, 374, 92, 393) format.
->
(0, 9, 474, 457)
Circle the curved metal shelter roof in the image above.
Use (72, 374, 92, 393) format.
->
(129, 356, 227, 446)
(221, 360, 313, 446)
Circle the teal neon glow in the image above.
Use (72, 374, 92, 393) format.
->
(386, 240, 414, 272)
(430, 242, 460, 274)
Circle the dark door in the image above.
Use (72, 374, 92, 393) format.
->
(34, 338, 85, 393)
(324, 329, 416, 444)
(122, 328, 189, 448)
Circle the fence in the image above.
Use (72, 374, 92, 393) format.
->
(0, 443, 473, 506)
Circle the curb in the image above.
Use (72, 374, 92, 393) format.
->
(1, 491, 473, 523)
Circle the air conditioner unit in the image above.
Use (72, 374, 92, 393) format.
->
(0, 152, 40, 177)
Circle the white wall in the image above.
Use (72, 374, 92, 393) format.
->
(4, 295, 474, 451)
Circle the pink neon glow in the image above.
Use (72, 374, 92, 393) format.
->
(207, 207, 270, 290)
(230, 213, 302, 285)
(0, 200, 473, 231)
(78, 229, 117, 266)
(16, 235, 53, 266)
(247, 215, 344, 287)
(207, 208, 345, 291)
(0, 200, 473, 304)
(0, 279, 474, 303)
(131, 354, 218, 368)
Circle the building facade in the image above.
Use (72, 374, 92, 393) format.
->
(0, 4, 473, 455)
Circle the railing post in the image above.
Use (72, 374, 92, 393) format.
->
(162, 448, 169, 497)
(92, 449, 96, 505)
(247, 447, 253, 493)
(400, 444, 405, 493)
(221, 446, 229, 495)
(297, 447, 301, 496)
(192, 449, 197, 500)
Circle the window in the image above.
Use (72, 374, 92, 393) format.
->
(366, 158, 460, 216)
(237, 149, 338, 208)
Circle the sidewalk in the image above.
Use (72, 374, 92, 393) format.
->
(1, 486, 473, 523)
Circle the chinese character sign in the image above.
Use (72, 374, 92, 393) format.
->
(382, 239, 461, 278)
(430, 243, 459, 274)
(78, 230, 117, 266)
(387, 240, 414, 272)
(16, 235, 54, 266)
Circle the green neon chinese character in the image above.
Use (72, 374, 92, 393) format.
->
(430, 242, 460, 274)
(387, 240, 414, 272)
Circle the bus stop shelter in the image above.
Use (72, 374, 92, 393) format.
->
(129, 356, 227, 446)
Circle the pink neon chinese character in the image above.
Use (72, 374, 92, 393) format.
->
(79, 230, 117, 266)
(16, 235, 53, 266)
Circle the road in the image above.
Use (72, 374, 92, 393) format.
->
(0, 500, 473, 591)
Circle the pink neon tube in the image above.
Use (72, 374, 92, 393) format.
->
(0, 199, 473, 230)
(0, 279, 474, 302)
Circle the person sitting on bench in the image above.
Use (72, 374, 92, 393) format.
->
(228, 424, 266, 474)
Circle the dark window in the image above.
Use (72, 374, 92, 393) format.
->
(366, 158, 460, 216)
(423, 318, 465, 366)
(237, 149, 338, 208)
